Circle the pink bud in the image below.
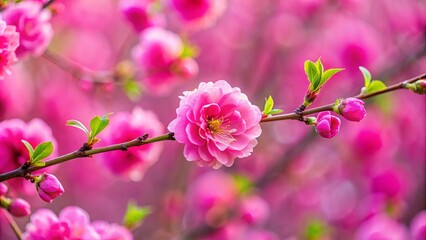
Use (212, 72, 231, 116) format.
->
(171, 58, 199, 79)
(0, 183, 8, 196)
(8, 198, 31, 217)
(413, 80, 426, 94)
(338, 98, 367, 121)
(315, 111, 341, 138)
(411, 211, 426, 240)
(36, 173, 65, 203)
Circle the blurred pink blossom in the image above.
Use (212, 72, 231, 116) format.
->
(120, 0, 165, 32)
(0, 182, 8, 196)
(240, 195, 270, 225)
(411, 210, 426, 240)
(315, 111, 341, 138)
(355, 214, 408, 240)
(0, 118, 57, 194)
(98, 107, 164, 181)
(0, 20, 19, 79)
(91, 221, 133, 240)
(132, 27, 198, 95)
(23, 206, 129, 239)
(8, 198, 31, 217)
(168, 80, 262, 168)
(170, 0, 227, 28)
(2, 1, 53, 57)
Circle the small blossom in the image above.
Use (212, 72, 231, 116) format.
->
(8, 198, 31, 217)
(315, 111, 341, 138)
(411, 210, 426, 240)
(23, 207, 110, 240)
(98, 107, 164, 181)
(170, 0, 227, 28)
(0, 183, 8, 196)
(92, 221, 133, 240)
(336, 97, 367, 121)
(120, 0, 165, 32)
(355, 214, 409, 240)
(2, 1, 53, 57)
(132, 27, 198, 95)
(168, 80, 262, 168)
(35, 173, 64, 203)
(240, 195, 270, 225)
(0, 20, 19, 79)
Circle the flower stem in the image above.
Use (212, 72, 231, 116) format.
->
(1, 210, 23, 240)
(0, 133, 175, 182)
(261, 72, 426, 123)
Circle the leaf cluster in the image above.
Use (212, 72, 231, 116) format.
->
(304, 58, 344, 92)
(21, 140, 54, 167)
(66, 113, 112, 148)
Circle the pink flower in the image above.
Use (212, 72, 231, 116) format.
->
(98, 107, 164, 181)
(0, 20, 19, 79)
(168, 80, 262, 168)
(8, 198, 31, 217)
(337, 98, 367, 121)
(92, 221, 133, 240)
(35, 173, 64, 203)
(240, 195, 270, 225)
(23, 207, 105, 240)
(355, 214, 409, 240)
(0, 182, 8, 196)
(186, 172, 238, 226)
(2, 1, 53, 57)
(170, 0, 227, 28)
(120, 0, 165, 32)
(315, 111, 341, 138)
(132, 27, 198, 95)
(411, 211, 426, 240)
(0, 118, 57, 194)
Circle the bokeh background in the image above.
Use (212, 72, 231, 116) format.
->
(0, 0, 425, 239)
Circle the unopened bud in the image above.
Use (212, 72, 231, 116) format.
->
(35, 173, 64, 203)
(8, 198, 31, 217)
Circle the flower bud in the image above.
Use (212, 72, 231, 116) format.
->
(171, 58, 199, 79)
(8, 198, 31, 217)
(405, 80, 426, 94)
(35, 173, 64, 203)
(0, 183, 8, 196)
(315, 111, 341, 138)
(335, 97, 366, 122)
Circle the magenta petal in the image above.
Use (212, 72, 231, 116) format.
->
(184, 143, 201, 161)
(186, 124, 205, 146)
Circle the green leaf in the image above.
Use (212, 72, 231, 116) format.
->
(363, 80, 386, 94)
(122, 79, 141, 101)
(32, 142, 53, 163)
(31, 161, 46, 167)
(21, 140, 34, 158)
(180, 41, 199, 58)
(305, 220, 327, 240)
(320, 68, 344, 86)
(232, 174, 253, 196)
(263, 96, 274, 115)
(315, 58, 323, 83)
(269, 109, 283, 115)
(66, 120, 90, 136)
(304, 60, 320, 87)
(89, 113, 112, 140)
(123, 202, 151, 229)
(359, 66, 371, 87)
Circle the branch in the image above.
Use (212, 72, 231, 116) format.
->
(260, 72, 426, 123)
(1, 210, 23, 240)
(0, 133, 175, 182)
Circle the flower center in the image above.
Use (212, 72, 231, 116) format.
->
(208, 118, 223, 133)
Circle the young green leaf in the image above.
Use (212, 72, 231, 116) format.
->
(21, 140, 34, 158)
(315, 58, 323, 82)
(363, 80, 386, 94)
(263, 96, 274, 115)
(66, 120, 90, 136)
(232, 174, 253, 196)
(304, 60, 320, 86)
(359, 66, 372, 87)
(32, 142, 54, 163)
(123, 202, 151, 230)
(122, 79, 142, 101)
(320, 68, 344, 86)
(89, 113, 112, 140)
(269, 109, 283, 115)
